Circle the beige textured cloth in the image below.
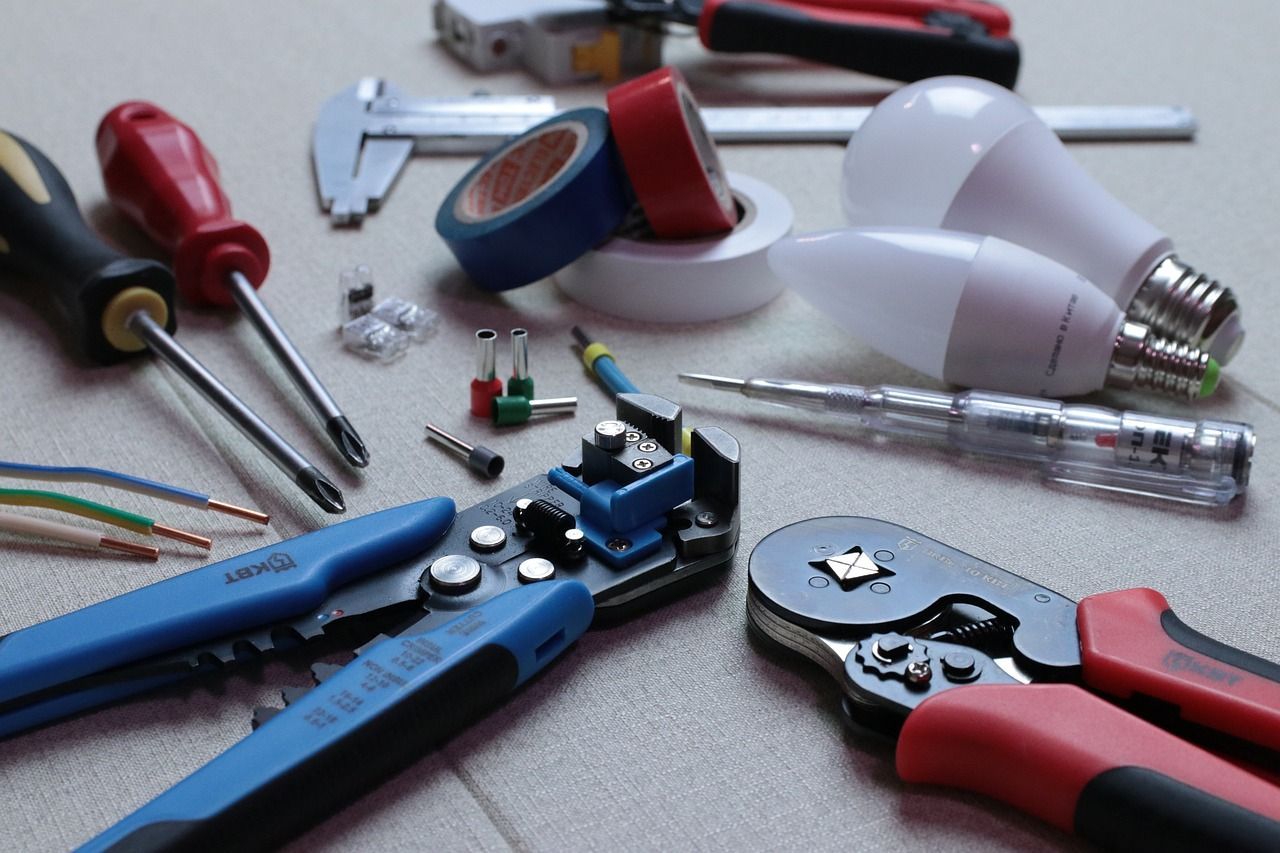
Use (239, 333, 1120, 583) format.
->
(0, 2, 1275, 850)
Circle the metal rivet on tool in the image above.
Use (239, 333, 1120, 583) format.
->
(428, 554, 482, 593)
(874, 550, 894, 562)
(941, 651, 977, 681)
(637, 440, 658, 453)
(594, 420, 628, 451)
(469, 525, 507, 552)
(518, 558, 556, 583)
(563, 528, 586, 558)
(869, 582, 891, 594)
(632, 458, 653, 471)
(873, 635, 912, 663)
(905, 660, 932, 685)
(513, 498, 532, 528)
(607, 538, 631, 552)
(808, 577, 830, 589)
(624, 431, 642, 443)
(695, 511, 718, 528)
(1034, 593, 1052, 603)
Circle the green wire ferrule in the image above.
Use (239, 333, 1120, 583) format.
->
(492, 395, 532, 426)
(507, 376, 535, 399)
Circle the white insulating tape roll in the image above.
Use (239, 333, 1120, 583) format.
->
(553, 172, 793, 323)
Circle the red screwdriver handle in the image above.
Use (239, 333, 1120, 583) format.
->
(96, 102, 269, 308)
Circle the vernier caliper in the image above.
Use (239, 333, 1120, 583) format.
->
(313, 77, 1199, 225)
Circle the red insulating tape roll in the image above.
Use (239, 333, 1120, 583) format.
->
(606, 66, 737, 239)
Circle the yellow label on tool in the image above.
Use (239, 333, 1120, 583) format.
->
(0, 132, 52, 204)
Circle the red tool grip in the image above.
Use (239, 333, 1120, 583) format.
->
(897, 684, 1280, 849)
(96, 102, 269, 308)
(697, 0, 1019, 88)
(1077, 588, 1280, 753)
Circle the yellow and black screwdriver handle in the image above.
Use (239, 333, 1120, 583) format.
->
(0, 131, 176, 364)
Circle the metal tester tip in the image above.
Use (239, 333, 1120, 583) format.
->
(677, 373, 747, 392)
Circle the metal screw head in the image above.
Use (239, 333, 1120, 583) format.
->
(469, 525, 507, 552)
(632, 458, 654, 471)
(518, 557, 556, 583)
(563, 528, 585, 558)
(941, 651, 977, 681)
(624, 431, 642, 443)
(606, 538, 631, 552)
(513, 498, 532, 526)
(872, 635, 913, 663)
(428, 554, 482, 593)
(637, 440, 658, 452)
(594, 420, 628, 451)
(905, 660, 933, 685)
(694, 511, 718, 528)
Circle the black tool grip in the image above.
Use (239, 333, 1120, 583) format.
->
(0, 131, 175, 364)
(700, 1, 1020, 88)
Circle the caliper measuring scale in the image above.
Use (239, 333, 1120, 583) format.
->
(679, 374, 1254, 505)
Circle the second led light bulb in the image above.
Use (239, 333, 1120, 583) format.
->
(768, 227, 1218, 400)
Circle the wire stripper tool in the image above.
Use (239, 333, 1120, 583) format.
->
(0, 393, 740, 851)
(747, 517, 1279, 852)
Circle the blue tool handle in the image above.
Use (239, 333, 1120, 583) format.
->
(0, 498, 456, 708)
(78, 579, 594, 853)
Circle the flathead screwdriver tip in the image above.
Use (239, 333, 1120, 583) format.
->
(295, 467, 346, 514)
(326, 415, 370, 468)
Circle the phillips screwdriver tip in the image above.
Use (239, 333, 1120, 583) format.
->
(295, 467, 346, 514)
(326, 415, 370, 468)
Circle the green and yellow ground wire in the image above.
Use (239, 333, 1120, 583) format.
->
(0, 488, 211, 550)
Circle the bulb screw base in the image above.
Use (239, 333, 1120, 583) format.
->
(1129, 257, 1243, 363)
(1107, 322, 1216, 400)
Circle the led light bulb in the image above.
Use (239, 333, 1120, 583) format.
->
(768, 227, 1218, 400)
(842, 76, 1243, 363)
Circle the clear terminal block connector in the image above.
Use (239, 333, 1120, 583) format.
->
(341, 314, 410, 363)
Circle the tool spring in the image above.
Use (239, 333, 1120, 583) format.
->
(929, 617, 1015, 648)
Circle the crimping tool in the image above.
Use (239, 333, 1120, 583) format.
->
(747, 517, 1280, 851)
(0, 393, 740, 851)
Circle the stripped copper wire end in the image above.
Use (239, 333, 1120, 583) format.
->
(207, 499, 270, 525)
(100, 537, 160, 561)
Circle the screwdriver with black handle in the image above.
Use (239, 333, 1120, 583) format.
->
(0, 130, 345, 514)
(97, 102, 369, 469)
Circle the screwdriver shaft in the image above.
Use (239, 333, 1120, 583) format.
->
(225, 271, 368, 467)
(128, 311, 345, 513)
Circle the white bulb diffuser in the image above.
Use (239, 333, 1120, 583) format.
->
(768, 227, 1218, 400)
(841, 76, 1243, 364)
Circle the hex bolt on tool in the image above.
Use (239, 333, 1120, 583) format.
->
(747, 516, 1280, 851)
(313, 77, 1199, 224)
(97, 102, 369, 469)
(0, 393, 740, 851)
(0, 131, 344, 514)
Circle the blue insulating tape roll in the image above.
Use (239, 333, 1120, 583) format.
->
(435, 108, 633, 292)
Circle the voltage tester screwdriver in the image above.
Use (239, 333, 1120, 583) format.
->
(0, 131, 345, 514)
(680, 373, 1255, 505)
(97, 102, 369, 469)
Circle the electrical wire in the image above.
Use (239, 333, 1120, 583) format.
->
(0, 488, 211, 550)
(0, 510, 158, 560)
(0, 461, 269, 524)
